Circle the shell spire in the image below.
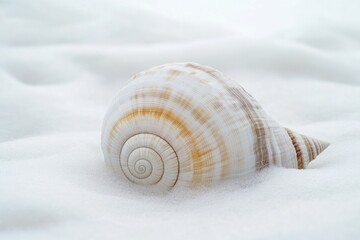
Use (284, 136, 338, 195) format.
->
(285, 128, 329, 169)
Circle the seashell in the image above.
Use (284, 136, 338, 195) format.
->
(101, 62, 329, 191)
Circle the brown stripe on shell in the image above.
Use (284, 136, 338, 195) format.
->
(313, 138, 319, 157)
(301, 134, 314, 161)
(227, 87, 269, 170)
(285, 129, 304, 169)
(314, 139, 319, 158)
(190, 106, 223, 182)
(314, 139, 321, 156)
(132, 87, 172, 101)
(167, 69, 181, 81)
(170, 89, 229, 182)
(211, 100, 223, 110)
(268, 134, 277, 166)
(191, 105, 230, 181)
(185, 63, 220, 80)
(186, 62, 270, 170)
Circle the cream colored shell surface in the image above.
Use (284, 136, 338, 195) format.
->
(101, 62, 329, 191)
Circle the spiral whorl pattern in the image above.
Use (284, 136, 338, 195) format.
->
(119, 134, 179, 188)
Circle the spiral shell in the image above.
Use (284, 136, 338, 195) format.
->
(101, 62, 329, 191)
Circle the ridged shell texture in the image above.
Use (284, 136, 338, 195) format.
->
(101, 62, 329, 191)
